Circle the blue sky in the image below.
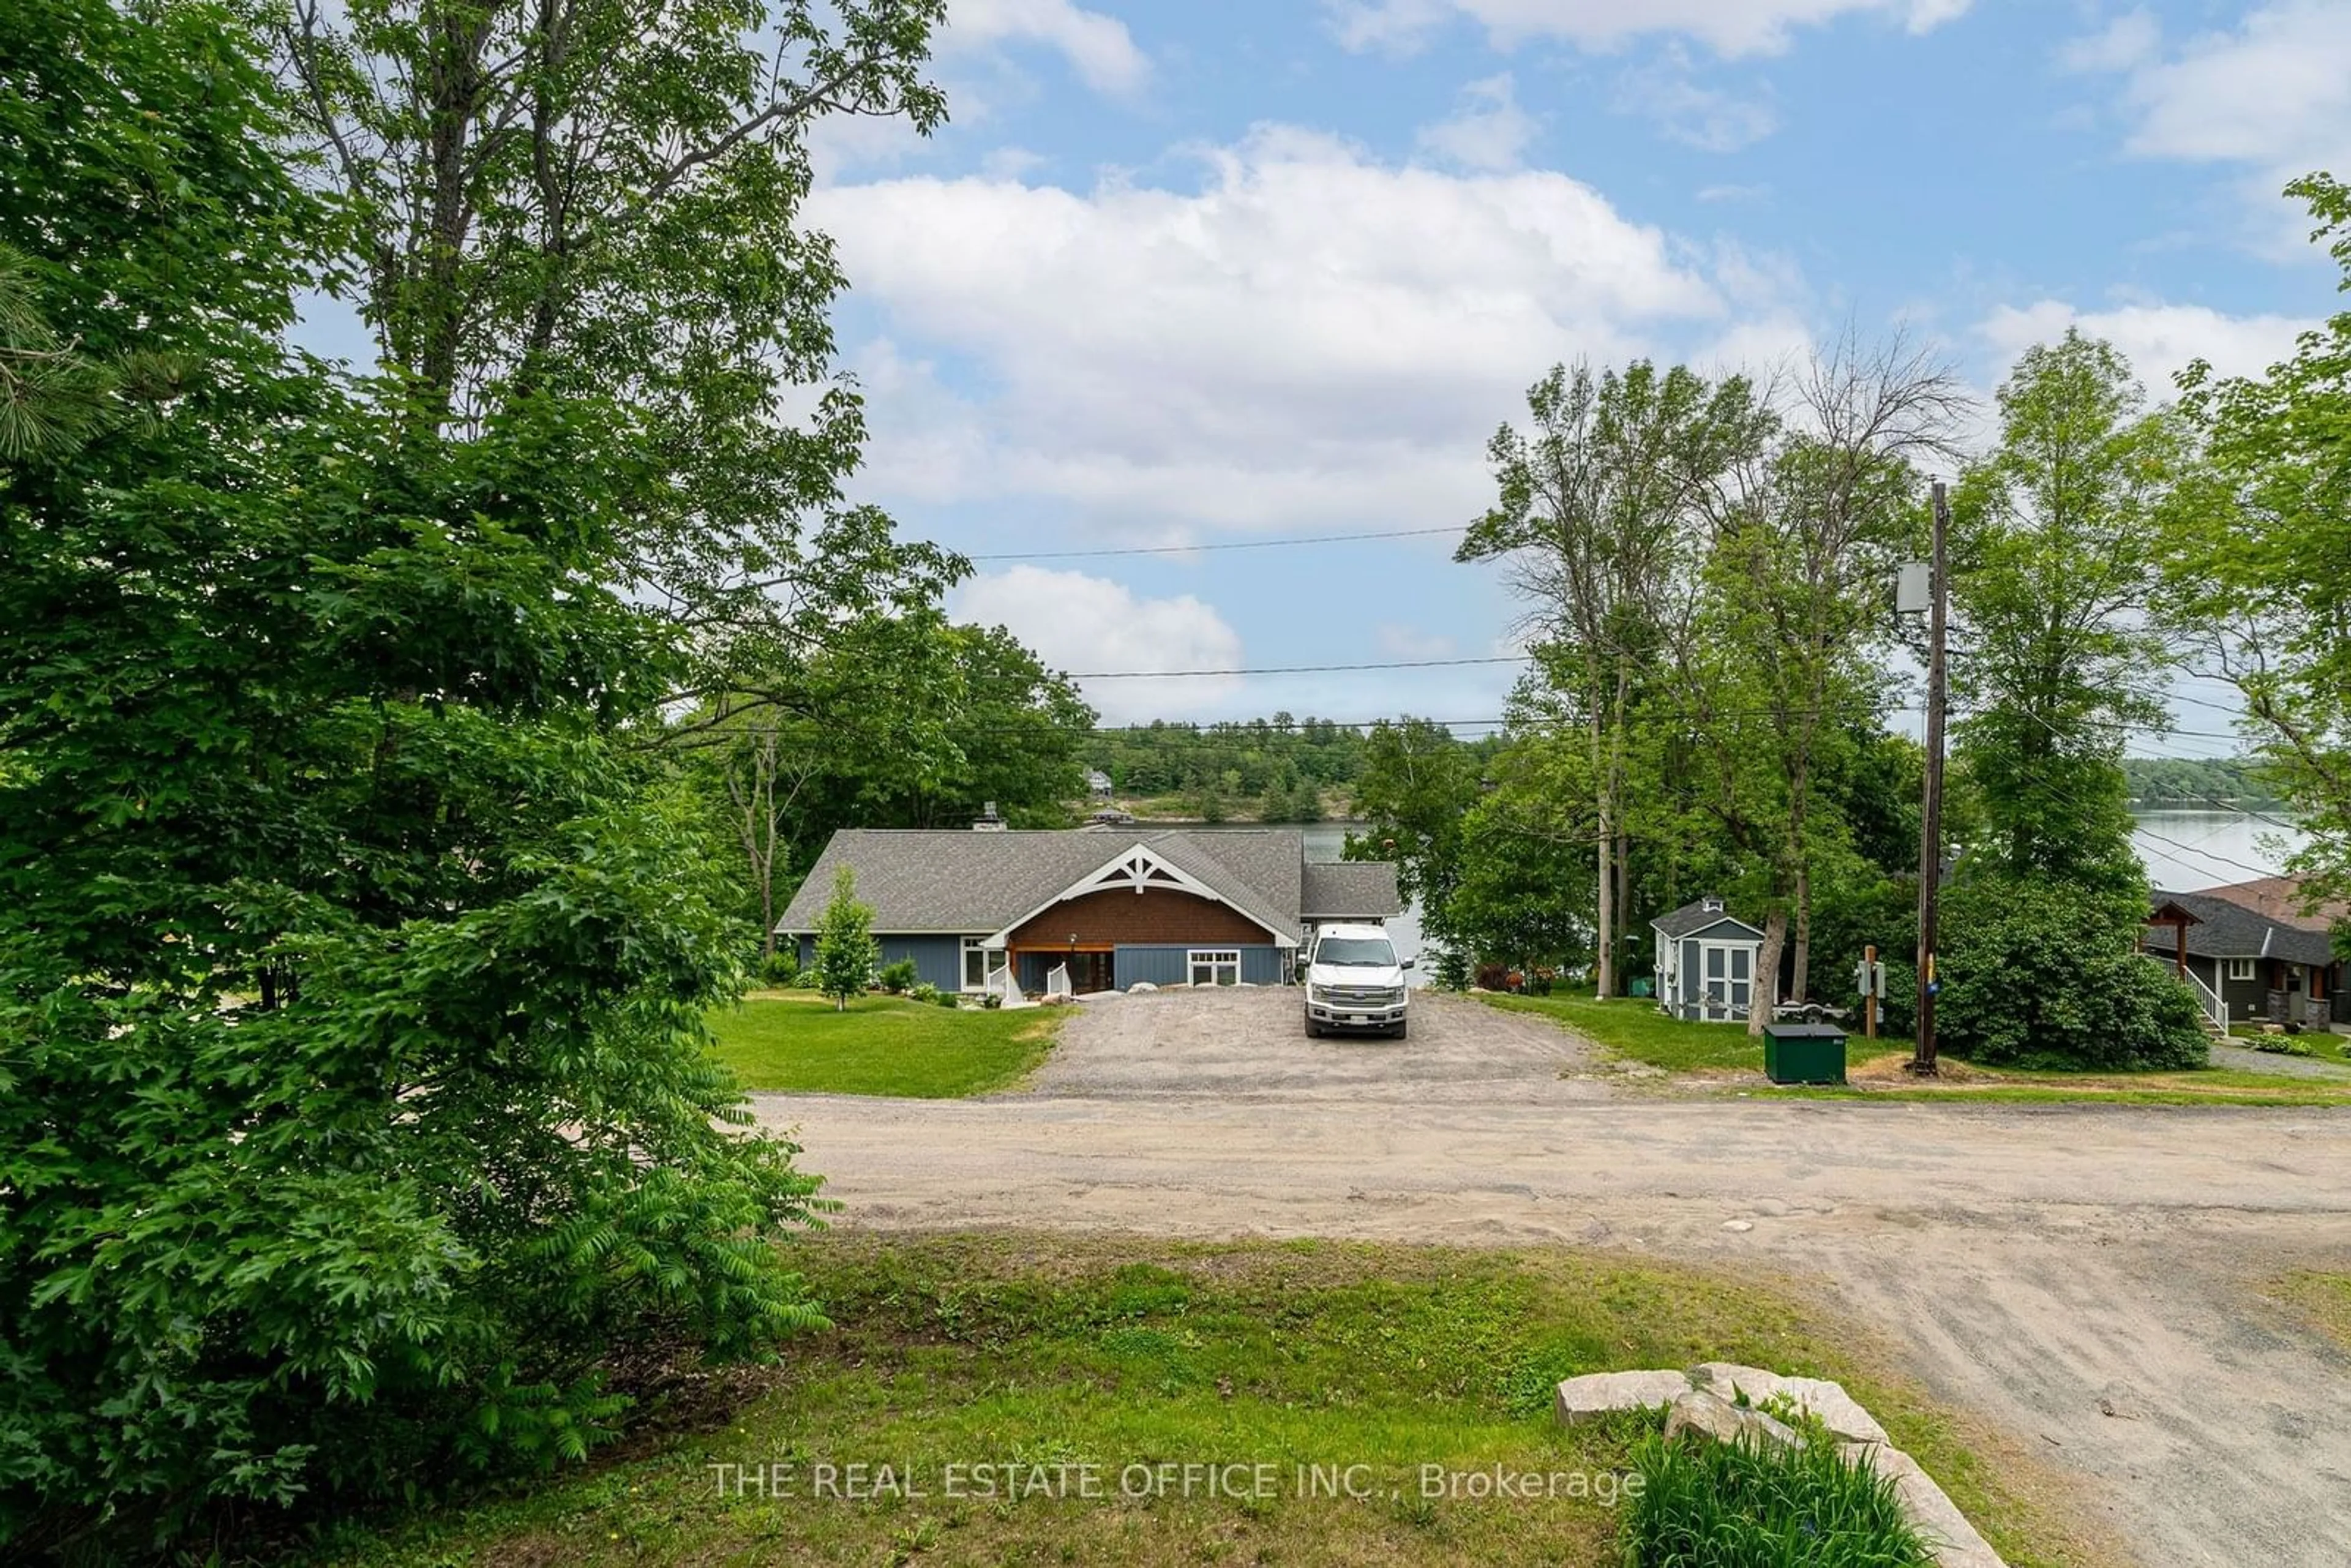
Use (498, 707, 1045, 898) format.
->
(793, 0, 2348, 743)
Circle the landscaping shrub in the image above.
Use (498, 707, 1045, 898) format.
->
(877, 959, 920, 995)
(1622, 1433, 1932, 1567)
(758, 947, 800, 986)
(934, 989, 961, 1008)
(907, 981, 939, 1004)
(1933, 876, 2208, 1070)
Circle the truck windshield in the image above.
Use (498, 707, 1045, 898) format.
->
(1316, 938, 1396, 967)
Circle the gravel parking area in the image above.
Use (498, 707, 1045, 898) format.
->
(2211, 1041, 2351, 1079)
(1013, 985, 1618, 1103)
(748, 986, 2351, 1566)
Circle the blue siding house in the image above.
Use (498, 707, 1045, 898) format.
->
(776, 826, 1401, 998)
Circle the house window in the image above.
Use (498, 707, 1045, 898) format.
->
(2225, 958, 2256, 982)
(962, 939, 1003, 991)
(1189, 949, 1242, 986)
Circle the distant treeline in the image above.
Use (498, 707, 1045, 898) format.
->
(1084, 716, 1376, 821)
(2121, 756, 2284, 807)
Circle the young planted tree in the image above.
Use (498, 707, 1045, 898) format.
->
(812, 865, 879, 1010)
(2161, 174, 2351, 912)
(1459, 362, 1774, 996)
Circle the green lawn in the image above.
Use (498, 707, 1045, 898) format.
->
(707, 993, 1064, 1098)
(303, 1234, 2111, 1568)
(1482, 991, 2351, 1105)
(1479, 991, 1769, 1074)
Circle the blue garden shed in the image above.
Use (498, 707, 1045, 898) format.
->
(1651, 896, 1767, 1023)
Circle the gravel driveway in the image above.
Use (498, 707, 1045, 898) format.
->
(749, 989, 2351, 1567)
(1015, 985, 1619, 1103)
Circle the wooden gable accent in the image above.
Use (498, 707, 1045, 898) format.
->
(1005, 887, 1269, 949)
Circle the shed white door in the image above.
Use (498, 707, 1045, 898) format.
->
(1701, 943, 1753, 1021)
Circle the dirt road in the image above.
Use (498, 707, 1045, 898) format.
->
(749, 989, 2351, 1567)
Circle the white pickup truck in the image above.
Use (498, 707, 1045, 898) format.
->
(1302, 923, 1411, 1039)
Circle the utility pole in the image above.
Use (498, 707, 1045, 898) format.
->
(1910, 480, 1950, 1077)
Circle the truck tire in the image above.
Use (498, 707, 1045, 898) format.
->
(1390, 1020, 1408, 1041)
(1305, 1016, 1322, 1039)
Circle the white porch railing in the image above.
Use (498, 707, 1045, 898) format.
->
(2144, 953, 2227, 1031)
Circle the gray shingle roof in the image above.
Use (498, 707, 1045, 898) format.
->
(1652, 897, 1763, 940)
(2150, 890, 2338, 967)
(775, 827, 1389, 945)
(1302, 861, 1402, 919)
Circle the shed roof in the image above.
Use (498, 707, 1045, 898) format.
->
(1652, 897, 1764, 942)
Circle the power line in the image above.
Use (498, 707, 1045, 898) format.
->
(969, 525, 1468, 562)
(2131, 822, 2289, 885)
(1067, 655, 1529, 679)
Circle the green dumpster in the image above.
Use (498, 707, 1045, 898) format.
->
(1761, 1023, 1847, 1086)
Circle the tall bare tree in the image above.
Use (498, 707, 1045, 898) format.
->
(1460, 362, 1774, 996)
(1734, 336, 1967, 1022)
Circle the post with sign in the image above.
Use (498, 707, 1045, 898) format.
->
(1858, 945, 1880, 1040)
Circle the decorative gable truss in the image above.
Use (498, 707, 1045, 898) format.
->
(1087, 845, 1218, 899)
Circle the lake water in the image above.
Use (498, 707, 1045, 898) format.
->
(1184, 811, 2300, 978)
(2131, 809, 2305, 891)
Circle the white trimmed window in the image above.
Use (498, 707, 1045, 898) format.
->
(2225, 958, 2257, 982)
(1189, 950, 1241, 986)
(962, 939, 1003, 991)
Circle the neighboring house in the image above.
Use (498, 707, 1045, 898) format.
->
(2145, 880, 2346, 1027)
(1085, 769, 1114, 800)
(1652, 896, 1766, 1023)
(776, 827, 1402, 996)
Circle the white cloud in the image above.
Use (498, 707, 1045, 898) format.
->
(1327, 0, 1970, 58)
(1977, 300, 2314, 391)
(2056, 10, 2159, 75)
(2069, 1, 2351, 244)
(811, 125, 1785, 536)
(1417, 73, 1540, 170)
(1614, 50, 1779, 151)
(954, 567, 1244, 722)
(942, 0, 1150, 96)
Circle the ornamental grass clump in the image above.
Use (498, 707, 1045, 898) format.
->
(1621, 1430, 1933, 1567)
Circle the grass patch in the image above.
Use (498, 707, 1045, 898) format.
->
(1623, 1430, 1930, 1566)
(1484, 993, 2351, 1105)
(2273, 1272, 2351, 1355)
(1480, 991, 1766, 1073)
(302, 1234, 2111, 1568)
(707, 993, 1063, 1097)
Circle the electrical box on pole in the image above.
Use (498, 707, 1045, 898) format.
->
(1895, 561, 1932, 618)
